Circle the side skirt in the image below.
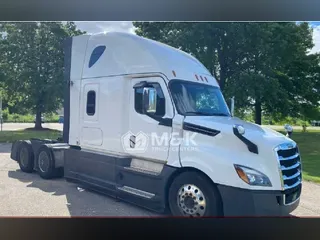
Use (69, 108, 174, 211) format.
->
(63, 148, 178, 213)
(11, 141, 178, 213)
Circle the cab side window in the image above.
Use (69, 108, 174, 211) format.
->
(134, 83, 165, 117)
(86, 90, 96, 116)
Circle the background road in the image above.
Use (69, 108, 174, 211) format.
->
(1, 123, 63, 131)
(0, 143, 319, 217)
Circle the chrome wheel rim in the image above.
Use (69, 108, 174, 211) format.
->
(38, 151, 50, 173)
(177, 184, 207, 217)
(19, 147, 29, 167)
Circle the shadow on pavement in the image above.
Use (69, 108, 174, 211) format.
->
(0, 143, 11, 153)
(8, 169, 158, 217)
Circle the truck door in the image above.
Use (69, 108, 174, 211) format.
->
(80, 82, 103, 147)
(126, 76, 174, 162)
(65, 80, 115, 192)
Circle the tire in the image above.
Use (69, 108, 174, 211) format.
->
(168, 171, 222, 217)
(55, 167, 64, 178)
(36, 145, 56, 179)
(18, 142, 34, 173)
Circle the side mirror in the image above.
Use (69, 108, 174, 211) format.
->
(142, 87, 157, 114)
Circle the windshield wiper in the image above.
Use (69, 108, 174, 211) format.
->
(184, 111, 230, 117)
(184, 111, 213, 116)
(210, 113, 230, 117)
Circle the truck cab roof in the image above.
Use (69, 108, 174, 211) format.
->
(69, 32, 219, 87)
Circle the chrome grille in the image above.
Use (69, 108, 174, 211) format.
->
(275, 142, 302, 190)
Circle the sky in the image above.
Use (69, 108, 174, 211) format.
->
(74, 21, 320, 54)
(75, 21, 135, 34)
(310, 22, 320, 54)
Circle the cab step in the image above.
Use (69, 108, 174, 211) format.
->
(123, 166, 161, 176)
(117, 186, 155, 199)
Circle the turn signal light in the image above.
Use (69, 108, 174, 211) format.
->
(235, 166, 249, 184)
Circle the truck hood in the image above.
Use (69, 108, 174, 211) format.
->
(183, 116, 294, 149)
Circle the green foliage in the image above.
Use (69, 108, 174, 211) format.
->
(0, 22, 84, 129)
(272, 117, 311, 127)
(43, 112, 60, 122)
(1, 111, 59, 123)
(133, 22, 320, 124)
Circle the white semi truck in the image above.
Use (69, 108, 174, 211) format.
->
(10, 32, 302, 217)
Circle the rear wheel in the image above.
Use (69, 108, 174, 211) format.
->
(18, 142, 34, 173)
(168, 171, 222, 217)
(37, 146, 56, 179)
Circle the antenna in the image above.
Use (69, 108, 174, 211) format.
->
(230, 96, 235, 117)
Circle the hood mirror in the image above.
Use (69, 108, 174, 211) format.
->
(284, 124, 293, 138)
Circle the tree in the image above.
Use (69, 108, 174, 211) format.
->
(133, 22, 320, 124)
(0, 22, 84, 129)
(233, 22, 319, 124)
(134, 22, 243, 92)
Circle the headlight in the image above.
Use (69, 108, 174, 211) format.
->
(234, 165, 272, 187)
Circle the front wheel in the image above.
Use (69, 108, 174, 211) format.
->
(168, 171, 222, 217)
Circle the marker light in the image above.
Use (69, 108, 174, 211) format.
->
(234, 165, 272, 187)
(234, 124, 245, 135)
(195, 74, 199, 81)
(172, 70, 176, 77)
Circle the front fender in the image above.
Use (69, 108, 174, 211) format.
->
(179, 145, 281, 191)
(179, 145, 243, 188)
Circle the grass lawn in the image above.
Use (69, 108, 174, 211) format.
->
(286, 130, 320, 183)
(0, 129, 62, 143)
(0, 128, 319, 183)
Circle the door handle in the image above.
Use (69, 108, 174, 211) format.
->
(158, 118, 173, 127)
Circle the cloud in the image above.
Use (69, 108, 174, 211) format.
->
(74, 21, 135, 34)
(310, 25, 320, 54)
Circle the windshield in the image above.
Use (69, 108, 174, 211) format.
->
(169, 80, 231, 117)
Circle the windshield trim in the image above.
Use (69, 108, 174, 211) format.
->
(168, 79, 231, 117)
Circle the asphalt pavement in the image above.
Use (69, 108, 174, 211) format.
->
(0, 143, 156, 216)
(0, 143, 319, 217)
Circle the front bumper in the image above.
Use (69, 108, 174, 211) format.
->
(217, 184, 301, 216)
